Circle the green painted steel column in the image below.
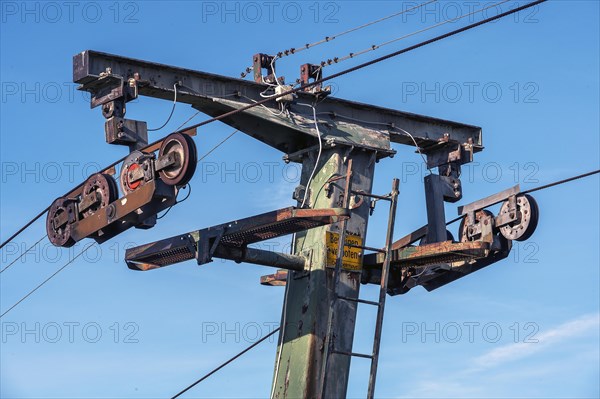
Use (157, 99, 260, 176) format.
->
(271, 148, 376, 398)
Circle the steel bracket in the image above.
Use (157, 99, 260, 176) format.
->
(424, 173, 462, 244)
(196, 228, 225, 265)
(154, 152, 179, 173)
(105, 117, 148, 151)
(76, 72, 138, 110)
(423, 142, 474, 169)
(253, 53, 284, 85)
(299, 63, 331, 98)
(459, 185, 521, 236)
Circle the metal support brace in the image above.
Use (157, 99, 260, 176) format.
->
(424, 171, 462, 244)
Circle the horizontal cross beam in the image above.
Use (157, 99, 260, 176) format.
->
(74, 50, 482, 160)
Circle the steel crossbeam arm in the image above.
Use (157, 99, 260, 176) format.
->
(74, 50, 482, 160)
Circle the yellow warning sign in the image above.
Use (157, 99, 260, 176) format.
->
(326, 231, 363, 271)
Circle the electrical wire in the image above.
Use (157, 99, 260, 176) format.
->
(296, 103, 323, 208)
(197, 130, 239, 164)
(148, 83, 178, 131)
(171, 326, 281, 399)
(240, 0, 438, 77)
(175, 110, 202, 131)
(156, 183, 192, 220)
(0, 0, 548, 250)
(0, 242, 95, 318)
(316, 0, 510, 69)
(241, 94, 285, 116)
(0, 235, 46, 274)
(392, 126, 431, 173)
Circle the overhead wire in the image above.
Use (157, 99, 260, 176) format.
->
(315, 0, 511, 69)
(197, 130, 239, 164)
(0, 0, 547, 250)
(240, 0, 438, 77)
(0, 242, 95, 318)
(521, 169, 600, 195)
(175, 109, 203, 131)
(0, 235, 47, 274)
(171, 326, 281, 399)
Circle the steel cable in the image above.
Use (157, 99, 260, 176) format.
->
(171, 327, 281, 399)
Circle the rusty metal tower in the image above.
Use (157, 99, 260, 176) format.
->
(38, 48, 538, 398)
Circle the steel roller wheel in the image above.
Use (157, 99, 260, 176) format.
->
(498, 194, 539, 242)
(81, 173, 119, 218)
(158, 133, 197, 187)
(120, 150, 147, 195)
(46, 197, 76, 247)
(459, 210, 495, 242)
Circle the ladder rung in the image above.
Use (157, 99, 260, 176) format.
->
(333, 350, 373, 359)
(346, 243, 386, 253)
(350, 190, 392, 201)
(337, 295, 380, 306)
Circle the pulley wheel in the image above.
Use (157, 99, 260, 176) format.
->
(498, 194, 539, 241)
(459, 210, 495, 242)
(81, 173, 119, 218)
(158, 133, 197, 187)
(120, 150, 147, 195)
(46, 197, 76, 247)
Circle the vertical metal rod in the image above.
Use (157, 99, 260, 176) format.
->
(367, 178, 399, 399)
(319, 159, 353, 398)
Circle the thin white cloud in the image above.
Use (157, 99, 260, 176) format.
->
(399, 313, 600, 398)
(471, 312, 599, 371)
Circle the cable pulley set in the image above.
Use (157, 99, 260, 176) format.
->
(46, 132, 197, 248)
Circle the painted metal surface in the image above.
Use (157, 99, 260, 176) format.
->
(124, 207, 349, 271)
(271, 149, 375, 398)
(73, 50, 482, 158)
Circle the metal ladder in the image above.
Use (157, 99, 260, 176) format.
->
(320, 162, 399, 399)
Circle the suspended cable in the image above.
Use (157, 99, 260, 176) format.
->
(521, 169, 600, 195)
(171, 326, 281, 399)
(170, 0, 549, 139)
(175, 110, 203, 131)
(197, 130, 239, 163)
(315, 0, 510, 69)
(0, 242, 95, 318)
(0, 0, 547, 250)
(0, 235, 46, 274)
(240, 0, 438, 77)
(1, 208, 49, 251)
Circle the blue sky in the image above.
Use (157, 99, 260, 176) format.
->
(1, 1, 599, 398)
